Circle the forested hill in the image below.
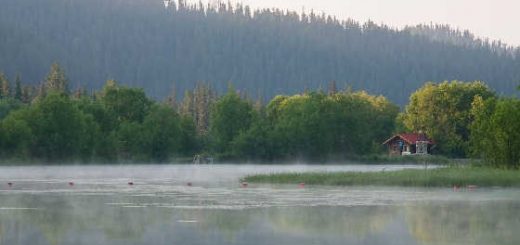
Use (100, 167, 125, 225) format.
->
(1, 0, 519, 105)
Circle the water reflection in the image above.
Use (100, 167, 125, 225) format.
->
(1, 193, 519, 245)
(266, 206, 396, 237)
(0, 165, 518, 245)
(407, 202, 520, 245)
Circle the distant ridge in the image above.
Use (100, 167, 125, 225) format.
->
(0, 0, 518, 105)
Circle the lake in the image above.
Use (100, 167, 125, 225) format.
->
(0, 164, 518, 245)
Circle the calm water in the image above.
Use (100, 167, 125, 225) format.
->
(0, 164, 518, 245)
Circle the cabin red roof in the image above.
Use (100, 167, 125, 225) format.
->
(383, 133, 434, 145)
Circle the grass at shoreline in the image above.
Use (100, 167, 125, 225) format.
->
(350, 154, 452, 164)
(244, 167, 520, 187)
(0, 153, 453, 166)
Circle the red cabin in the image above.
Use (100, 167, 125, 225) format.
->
(383, 133, 435, 156)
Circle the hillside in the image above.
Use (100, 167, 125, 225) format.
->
(0, 0, 519, 105)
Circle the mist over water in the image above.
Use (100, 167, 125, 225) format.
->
(0, 164, 423, 187)
(0, 164, 519, 245)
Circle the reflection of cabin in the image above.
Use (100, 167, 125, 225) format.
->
(383, 133, 434, 156)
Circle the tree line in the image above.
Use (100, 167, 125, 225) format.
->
(0, 65, 398, 162)
(399, 81, 520, 168)
(0, 65, 518, 168)
(1, 0, 519, 106)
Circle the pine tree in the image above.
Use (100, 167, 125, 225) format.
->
(36, 82, 47, 100)
(178, 83, 218, 135)
(193, 83, 216, 135)
(73, 87, 87, 99)
(44, 63, 69, 94)
(21, 85, 34, 103)
(254, 92, 264, 112)
(0, 73, 10, 99)
(14, 74, 22, 101)
(165, 85, 178, 111)
(180, 90, 194, 117)
(328, 80, 337, 95)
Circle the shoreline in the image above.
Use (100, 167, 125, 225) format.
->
(243, 167, 520, 188)
(0, 154, 453, 166)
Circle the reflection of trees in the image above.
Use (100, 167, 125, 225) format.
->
(181, 209, 253, 242)
(0, 193, 258, 245)
(0, 195, 75, 245)
(267, 206, 397, 237)
(406, 202, 520, 245)
(0, 194, 174, 245)
(170, 206, 396, 241)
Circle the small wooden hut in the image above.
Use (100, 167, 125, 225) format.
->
(383, 133, 434, 156)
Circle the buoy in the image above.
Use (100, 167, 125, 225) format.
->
(299, 183, 305, 188)
(7, 182, 12, 187)
(68, 182, 74, 186)
(187, 182, 193, 187)
(128, 182, 134, 186)
(241, 182, 248, 188)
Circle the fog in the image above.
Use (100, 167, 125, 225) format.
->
(1, 164, 519, 245)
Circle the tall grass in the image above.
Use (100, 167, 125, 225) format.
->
(244, 167, 520, 187)
(351, 154, 452, 164)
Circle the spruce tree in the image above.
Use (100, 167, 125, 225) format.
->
(44, 63, 69, 94)
(0, 73, 10, 99)
(165, 85, 178, 111)
(14, 74, 22, 101)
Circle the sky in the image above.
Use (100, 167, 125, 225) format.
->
(184, 0, 520, 47)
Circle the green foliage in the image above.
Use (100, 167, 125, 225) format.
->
(77, 113, 101, 161)
(0, 98, 22, 120)
(30, 92, 95, 160)
(76, 98, 117, 134)
(266, 91, 398, 160)
(178, 115, 200, 156)
(470, 97, 520, 168)
(0, 65, 516, 165)
(400, 81, 495, 157)
(101, 81, 152, 124)
(113, 105, 185, 162)
(75, 97, 118, 161)
(210, 89, 253, 156)
(140, 105, 182, 162)
(0, 113, 32, 158)
(1, 92, 92, 161)
(116, 121, 144, 161)
(0, 72, 208, 162)
(231, 110, 275, 160)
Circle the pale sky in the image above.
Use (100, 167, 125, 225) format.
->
(185, 0, 520, 46)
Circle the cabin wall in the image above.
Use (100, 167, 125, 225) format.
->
(387, 142, 401, 156)
(386, 139, 414, 156)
